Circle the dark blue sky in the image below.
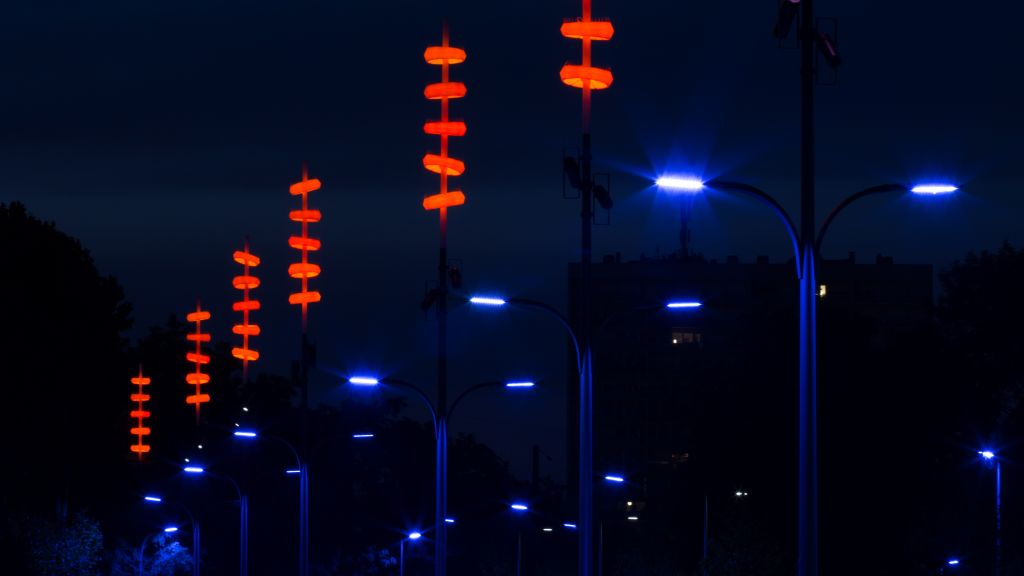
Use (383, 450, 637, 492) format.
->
(4, 0, 1023, 480)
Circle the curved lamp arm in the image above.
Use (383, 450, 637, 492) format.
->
(505, 298, 582, 375)
(705, 179, 802, 278)
(448, 381, 504, 422)
(381, 378, 438, 434)
(815, 184, 908, 256)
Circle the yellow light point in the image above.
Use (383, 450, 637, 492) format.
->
(289, 166, 322, 329)
(130, 367, 152, 459)
(422, 26, 467, 215)
(185, 303, 212, 422)
(232, 243, 261, 378)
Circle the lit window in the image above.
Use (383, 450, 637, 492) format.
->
(818, 284, 827, 298)
(671, 328, 702, 346)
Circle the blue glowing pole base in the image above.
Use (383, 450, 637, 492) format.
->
(797, 247, 818, 576)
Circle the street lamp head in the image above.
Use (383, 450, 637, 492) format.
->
(666, 300, 702, 309)
(947, 559, 960, 566)
(408, 531, 423, 540)
(542, 527, 554, 532)
(563, 522, 577, 529)
(655, 176, 704, 193)
(285, 469, 301, 475)
(773, 0, 801, 40)
(143, 495, 162, 503)
(469, 296, 507, 307)
(510, 503, 529, 511)
(910, 183, 958, 195)
(445, 518, 456, 524)
(505, 381, 535, 388)
(979, 450, 996, 460)
(348, 376, 380, 386)
(183, 466, 204, 474)
(352, 433, 375, 439)
(626, 515, 639, 521)
(604, 475, 625, 483)
(233, 430, 258, 438)
(164, 526, 179, 533)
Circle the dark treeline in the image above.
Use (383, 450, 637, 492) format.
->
(1, 201, 1022, 575)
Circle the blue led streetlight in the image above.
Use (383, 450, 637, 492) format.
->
(346, 374, 535, 574)
(183, 465, 247, 576)
(603, 475, 625, 483)
(400, 531, 424, 576)
(656, 174, 958, 576)
(978, 449, 1002, 576)
(510, 503, 529, 512)
(231, 428, 308, 576)
(142, 494, 199, 576)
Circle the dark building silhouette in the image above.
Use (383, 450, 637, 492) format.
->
(567, 251, 933, 571)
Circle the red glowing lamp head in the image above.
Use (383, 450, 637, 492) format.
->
(422, 28, 468, 214)
(231, 244, 261, 372)
(185, 303, 211, 420)
(289, 169, 322, 326)
(130, 367, 152, 459)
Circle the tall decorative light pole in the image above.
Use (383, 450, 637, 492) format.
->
(130, 367, 152, 459)
(655, 175, 957, 576)
(185, 304, 211, 424)
(421, 24, 468, 576)
(559, 2, 613, 573)
(288, 167, 321, 576)
(231, 244, 261, 380)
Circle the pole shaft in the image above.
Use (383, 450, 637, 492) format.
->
(996, 462, 1001, 576)
(240, 494, 248, 576)
(194, 523, 200, 576)
(798, 2, 818, 576)
(436, 181, 449, 576)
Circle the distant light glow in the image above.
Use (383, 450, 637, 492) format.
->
(408, 532, 423, 540)
(910, 184, 957, 195)
(948, 559, 960, 566)
(445, 518, 455, 524)
(627, 516, 639, 521)
(563, 523, 577, 529)
(285, 469, 301, 475)
(348, 376, 380, 386)
(234, 431, 257, 438)
(510, 503, 529, 511)
(144, 496, 162, 503)
(626, 501, 633, 507)
(469, 296, 506, 306)
(352, 433, 375, 439)
(604, 475, 625, 483)
(242, 406, 249, 412)
(542, 527, 553, 532)
(667, 301, 703, 309)
(655, 176, 704, 192)
(164, 526, 179, 533)
(506, 381, 535, 388)
(979, 450, 996, 460)
(183, 466, 204, 474)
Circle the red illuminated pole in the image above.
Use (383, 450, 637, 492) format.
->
(231, 243, 261, 382)
(422, 25, 468, 576)
(130, 367, 152, 459)
(560, 2, 613, 575)
(185, 303, 212, 424)
(288, 167, 321, 576)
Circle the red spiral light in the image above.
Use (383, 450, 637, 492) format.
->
(232, 243, 261, 376)
(185, 303, 211, 420)
(129, 367, 151, 459)
(560, 1, 615, 92)
(289, 167, 322, 325)
(422, 28, 467, 213)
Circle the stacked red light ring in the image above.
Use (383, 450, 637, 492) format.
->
(560, 2, 614, 91)
(289, 171, 323, 317)
(185, 304, 211, 415)
(231, 244, 261, 371)
(422, 31, 467, 212)
(129, 367, 151, 458)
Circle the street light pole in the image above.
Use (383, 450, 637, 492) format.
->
(184, 466, 246, 576)
(142, 495, 199, 576)
(978, 450, 1002, 576)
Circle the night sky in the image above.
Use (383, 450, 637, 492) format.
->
(4, 0, 1023, 480)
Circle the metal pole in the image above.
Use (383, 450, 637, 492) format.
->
(702, 494, 709, 576)
(516, 529, 522, 576)
(797, 1, 819, 576)
(597, 521, 603, 576)
(300, 463, 309, 576)
(401, 540, 406, 576)
(435, 25, 452, 576)
(995, 462, 1002, 576)
(240, 494, 249, 576)
(193, 523, 200, 576)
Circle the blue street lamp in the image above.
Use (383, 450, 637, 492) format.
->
(464, 292, 701, 572)
(183, 465, 248, 576)
(345, 375, 534, 573)
(656, 175, 957, 576)
(138, 526, 180, 576)
(142, 495, 199, 576)
(509, 503, 530, 576)
(978, 449, 1002, 576)
(232, 429, 308, 576)
(400, 531, 423, 576)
